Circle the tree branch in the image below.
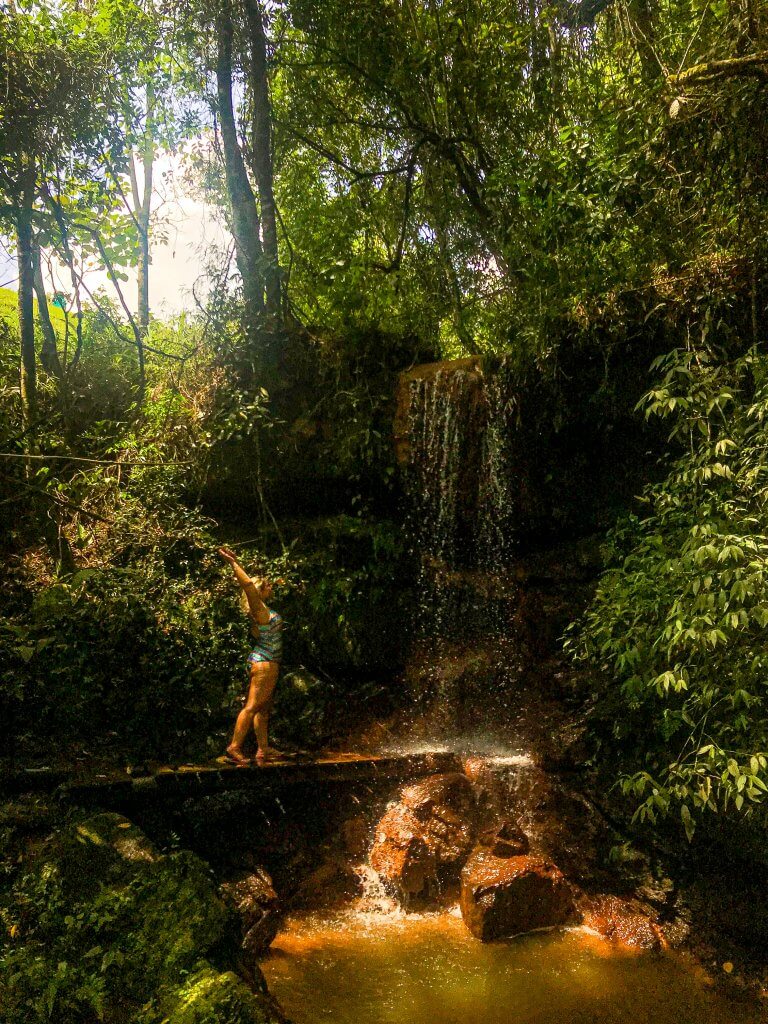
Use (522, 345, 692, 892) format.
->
(669, 51, 768, 86)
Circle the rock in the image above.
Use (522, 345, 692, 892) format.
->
(582, 894, 663, 951)
(477, 820, 530, 858)
(158, 964, 287, 1024)
(220, 867, 280, 959)
(463, 756, 490, 785)
(461, 757, 520, 827)
(292, 855, 361, 908)
(0, 809, 284, 1024)
(340, 814, 370, 859)
(400, 772, 475, 818)
(460, 850, 576, 941)
(660, 914, 691, 949)
(369, 804, 438, 896)
(369, 773, 476, 899)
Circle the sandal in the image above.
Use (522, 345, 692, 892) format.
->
(255, 748, 288, 763)
(222, 748, 251, 767)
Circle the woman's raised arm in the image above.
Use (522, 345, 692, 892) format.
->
(218, 547, 270, 624)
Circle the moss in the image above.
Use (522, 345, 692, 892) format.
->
(0, 810, 281, 1024)
(150, 966, 282, 1024)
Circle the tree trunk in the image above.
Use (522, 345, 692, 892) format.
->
(216, 2, 265, 329)
(129, 81, 155, 343)
(245, 0, 281, 320)
(628, 0, 660, 83)
(33, 243, 63, 379)
(17, 160, 37, 437)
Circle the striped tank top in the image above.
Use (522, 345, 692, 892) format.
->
(248, 609, 283, 664)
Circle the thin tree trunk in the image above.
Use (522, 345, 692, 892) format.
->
(33, 243, 63, 379)
(17, 160, 37, 439)
(89, 228, 146, 393)
(245, 0, 281, 320)
(216, 2, 265, 327)
(129, 83, 155, 342)
(45, 180, 85, 373)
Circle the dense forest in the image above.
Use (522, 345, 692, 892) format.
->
(1, 1, 768, 1020)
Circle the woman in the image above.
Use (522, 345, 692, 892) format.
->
(219, 546, 283, 764)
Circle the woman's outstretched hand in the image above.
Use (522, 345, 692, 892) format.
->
(218, 546, 237, 564)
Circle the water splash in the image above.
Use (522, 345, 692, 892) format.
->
(352, 863, 404, 922)
(484, 753, 534, 767)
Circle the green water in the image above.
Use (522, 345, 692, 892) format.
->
(262, 908, 763, 1024)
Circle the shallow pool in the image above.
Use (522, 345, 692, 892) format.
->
(262, 907, 762, 1024)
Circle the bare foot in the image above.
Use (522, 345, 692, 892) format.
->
(225, 745, 250, 766)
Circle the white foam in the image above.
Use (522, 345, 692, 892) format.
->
(484, 753, 534, 767)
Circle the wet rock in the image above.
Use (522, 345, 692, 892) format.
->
(635, 875, 676, 911)
(582, 894, 663, 951)
(369, 804, 438, 896)
(340, 814, 370, 860)
(370, 773, 476, 899)
(460, 850, 576, 941)
(220, 867, 280, 959)
(463, 756, 491, 786)
(462, 757, 520, 827)
(477, 820, 530, 858)
(292, 855, 362, 908)
(660, 913, 692, 950)
(400, 771, 475, 819)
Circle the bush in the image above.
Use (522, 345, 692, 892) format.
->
(567, 348, 768, 839)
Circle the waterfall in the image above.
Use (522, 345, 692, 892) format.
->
(404, 362, 518, 638)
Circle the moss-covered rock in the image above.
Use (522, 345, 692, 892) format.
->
(152, 966, 286, 1024)
(0, 808, 286, 1024)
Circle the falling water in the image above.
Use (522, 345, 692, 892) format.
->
(405, 363, 519, 638)
(400, 362, 527, 740)
(476, 370, 519, 571)
(352, 861, 405, 922)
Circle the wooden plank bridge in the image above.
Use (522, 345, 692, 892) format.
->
(1, 750, 461, 810)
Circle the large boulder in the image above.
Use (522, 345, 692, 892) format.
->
(291, 854, 362, 910)
(460, 849, 576, 941)
(369, 804, 438, 896)
(369, 773, 476, 899)
(0, 808, 285, 1024)
(476, 819, 530, 858)
(400, 772, 476, 819)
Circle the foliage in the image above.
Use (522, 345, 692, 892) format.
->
(0, 311, 410, 761)
(273, 0, 767, 356)
(0, 808, 277, 1024)
(0, 0, 767, 855)
(568, 347, 768, 838)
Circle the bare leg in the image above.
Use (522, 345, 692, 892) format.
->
(228, 702, 256, 762)
(254, 707, 269, 757)
(253, 694, 276, 760)
(231, 662, 278, 761)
